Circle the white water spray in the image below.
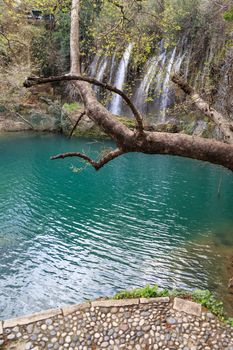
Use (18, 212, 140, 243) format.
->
(109, 43, 134, 115)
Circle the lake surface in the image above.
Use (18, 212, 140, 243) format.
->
(0, 132, 233, 319)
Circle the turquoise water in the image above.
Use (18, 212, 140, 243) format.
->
(0, 132, 233, 319)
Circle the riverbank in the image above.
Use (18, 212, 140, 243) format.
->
(1, 296, 233, 350)
(0, 97, 220, 140)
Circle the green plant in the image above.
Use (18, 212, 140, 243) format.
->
(63, 102, 80, 112)
(170, 289, 190, 298)
(112, 285, 233, 327)
(224, 7, 233, 22)
(191, 290, 225, 319)
(113, 284, 161, 300)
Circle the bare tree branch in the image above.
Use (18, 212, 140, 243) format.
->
(172, 74, 233, 144)
(51, 148, 124, 170)
(69, 111, 85, 138)
(24, 74, 144, 134)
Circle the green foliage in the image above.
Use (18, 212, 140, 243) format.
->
(113, 285, 232, 327)
(63, 102, 81, 112)
(116, 116, 136, 129)
(113, 284, 171, 300)
(113, 284, 162, 299)
(224, 7, 233, 22)
(191, 290, 225, 319)
(169, 289, 190, 298)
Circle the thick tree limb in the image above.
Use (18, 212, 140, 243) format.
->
(172, 74, 233, 144)
(51, 148, 124, 170)
(50, 132, 233, 171)
(24, 74, 144, 133)
(23, 75, 233, 171)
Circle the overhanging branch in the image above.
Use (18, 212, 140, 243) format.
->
(51, 148, 124, 170)
(24, 74, 144, 134)
(172, 74, 233, 144)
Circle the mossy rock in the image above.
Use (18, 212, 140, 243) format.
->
(62, 109, 136, 138)
(116, 116, 136, 129)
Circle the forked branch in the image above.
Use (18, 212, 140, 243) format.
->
(51, 147, 124, 170)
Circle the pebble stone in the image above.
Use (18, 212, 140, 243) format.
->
(1, 299, 232, 350)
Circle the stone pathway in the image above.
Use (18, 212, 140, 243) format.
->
(0, 297, 233, 350)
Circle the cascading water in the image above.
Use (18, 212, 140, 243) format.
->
(173, 52, 186, 74)
(135, 41, 165, 113)
(154, 51, 166, 96)
(109, 54, 116, 84)
(159, 47, 177, 122)
(89, 55, 99, 77)
(109, 43, 133, 115)
(88, 41, 187, 120)
(135, 55, 162, 113)
(93, 56, 108, 93)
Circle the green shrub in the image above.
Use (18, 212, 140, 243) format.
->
(113, 284, 171, 300)
(224, 7, 233, 22)
(191, 290, 225, 319)
(112, 285, 232, 326)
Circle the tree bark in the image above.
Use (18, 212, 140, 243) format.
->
(172, 74, 233, 144)
(70, 0, 81, 74)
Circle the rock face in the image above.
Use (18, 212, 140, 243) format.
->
(0, 97, 226, 141)
(0, 99, 62, 133)
(61, 107, 107, 138)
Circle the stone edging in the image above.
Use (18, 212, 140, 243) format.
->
(0, 296, 202, 332)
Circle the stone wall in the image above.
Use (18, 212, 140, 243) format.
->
(1, 297, 233, 350)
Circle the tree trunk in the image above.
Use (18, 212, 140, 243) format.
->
(70, 0, 81, 75)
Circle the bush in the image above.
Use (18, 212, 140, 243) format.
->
(112, 285, 232, 326)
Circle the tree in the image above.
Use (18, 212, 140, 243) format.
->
(24, 0, 233, 171)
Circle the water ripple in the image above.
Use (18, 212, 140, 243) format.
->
(0, 133, 233, 319)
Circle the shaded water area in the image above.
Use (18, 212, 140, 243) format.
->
(0, 133, 233, 320)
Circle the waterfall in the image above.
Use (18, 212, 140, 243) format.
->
(96, 57, 108, 81)
(88, 41, 186, 120)
(89, 54, 99, 77)
(134, 44, 186, 119)
(160, 47, 177, 122)
(93, 56, 108, 93)
(173, 52, 186, 74)
(109, 43, 133, 115)
(109, 54, 116, 84)
(155, 51, 167, 95)
(135, 55, 163, 113)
